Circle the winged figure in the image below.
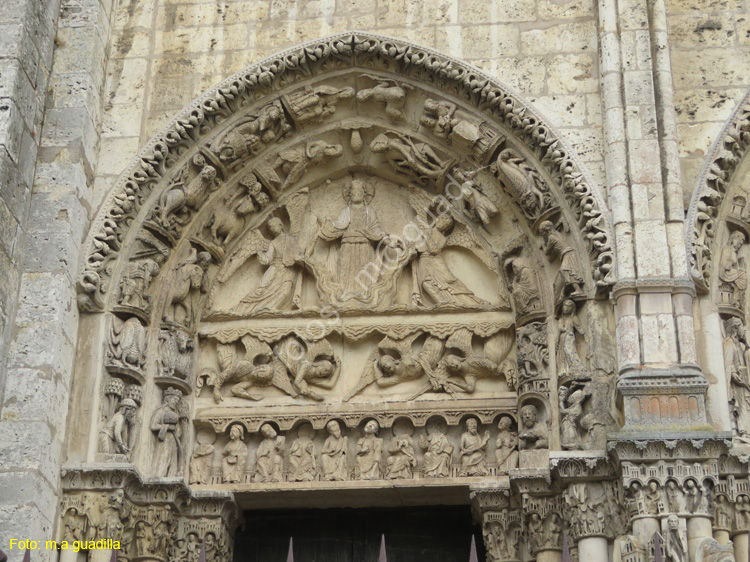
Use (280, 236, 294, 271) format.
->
(492, 148, 549, 219)
(198, 335, 297, 403)
(274, 335, 340, 401)
(211, 189, 316, 314)
(345, 333, 444, 401)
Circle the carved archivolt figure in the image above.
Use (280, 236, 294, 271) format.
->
(163, 248, 211, 326)
(289, 426, 317, 482)
(150, 388, 184, 477)
(385, 433, 416, 479)
(357, 76, 412, 121)
(318, 178, 390, 298)
(538, 221, 585, 303)
(411, 214, 488, 308)
(559, 384, 588, 450)
(98, 398, 138, 458)
(518, 404, 548, 450)
(503, 254, 542, 317)
(107, 317, 147, 372)
(254, 423, 284, 482)
(158, 155, 218, 229)
(557, 299, 588, 381)
(287, 85, 355, 123)
(527, 513, 543, 555)
(346, 333, 444, 401)
(62, 508, 86, 542)
(119, 256, 162, 309)
(273, 140, 343, 191)
(665, 480, 684, 513)
(418, 423, 453, 478)
(420, 98, 456, 138)
(189, 440, 215, 485)
(205, 173, 269, 248)
(723, 317, 750, 438)
(684, 479, 707, 514)
(274, 335, 340, 401)
(493, 148, 546, 219)
(321, 420, 348, 481)
(495, 417, 519, 472)
(452, 169, 498, 227)
(221, 424, 248, 484)
(719, 231, 747, 308)
(370, 131, 453, 184)
(355, 420, 383, 480)
(215, 100, 291, 162)
(159, 328, 194, 380)
(458, 418, 490, 476)
(644, 480, 661, 515)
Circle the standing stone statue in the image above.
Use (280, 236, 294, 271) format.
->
(503, 254, 542, 317)
(221, 424, 248, 484)
(289, 425, 317, 482)
(559, 385, 588, 450)
(150, 388, 183, 477)
(518, 404, 549, 450)
(495, 417, 519, 472)
(458, 418, 490, 476)
(355, 420, 383, 480)
(539, 221, 584, 303)
(719, 230, 747, 307)
(189, 440, 215, 485)
(556, 299, 588, 381)
(418, 423, 453, 478)
(723, 317, 750, 439)
(98, 398, 138, 458)
(321, 420, 348, 481)
(254, 423, 284, 482)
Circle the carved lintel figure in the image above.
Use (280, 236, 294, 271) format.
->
(150, 387, 184, 477)
(134, 520, 153, 557)
(719, 230, 747, 308)
(557, 299, 588, 382)
(723, 317, 750, 440)
(559, 384, 589, 451)
(289, 425, 317, 482)
(274, 335, 340, 401)
(420, 98, 456, 138)
(736, 495, 750, 530)
(459, 418, 490, 476)
(119, 256, 163, 310)
(495, 417, 519, 472)
(665, 515, 687, 562)
(410, 214, 489, 308)
(452, 168, 498, 227)
(222, 424, 248, 484)
(321, 420, 348, 481)
(189, 441, 215, 485)
(205, 172, 269, 248)
(493, 148, 548, 219)
(199, 335, 297, 403)
(107, 317, 147, 373)
(644, 480, 661, 515)
(714, 495, 732, 530)
(286, 85, 355, 123)
(684, 478, 707, 514)
(418, 422, 453, 478)
(62, 507, 86, 542)
(665, 480, 685, 514)
(385, 433, 416, 480)
(215, 100, 291, 163)
(539, 221, 585, 303)
(518, 404, 548, 450)
(357, 75, 413, 121)
(355, 420, 383, 480)
(254, 423, 284, 483)
(273, 140, 343, 191)
(503, 253, 542, 318)
(346, 333, 444, 401)
(158, 155, 218, 231)
(163, 248, 211, 327)
(98, 398, 138, 458)
(371, 131, 453, 185)
(159, 327, 194, 380)
(527, 513, 544, 555)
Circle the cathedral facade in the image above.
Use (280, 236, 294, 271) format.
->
(1, 0, 750, 561)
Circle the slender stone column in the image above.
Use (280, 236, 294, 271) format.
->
(714, 529, 730, 546)
(577, 537, 608, 562)
(733, 532, 748, 562)
(58, 550, 80, 562)
(536, 552, 561, 562)
(687, 516, 713, 561)
(88, 549, 112, 562)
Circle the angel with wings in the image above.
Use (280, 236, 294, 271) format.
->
(198, 335, 297, 403)
(408, 186, 494, 308)
(345, 333, 444, 401)
(215, 189, 314, 314)
(274, 335, 340, 401)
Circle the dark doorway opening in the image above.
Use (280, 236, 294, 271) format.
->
(234, 505, 485, 562)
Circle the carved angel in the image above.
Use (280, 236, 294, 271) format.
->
(452, 168, 498, 227)
(286, 85, 355, 123)
(274, 335, 340, 401)
(198, 335, 297, 403)
(273, 140, 343, 191)
(357, 75, 413, 121)
(345, 333, 444, 401)
(215, 100, 291, 163)
(215, 189, 314, 314)
(205, 172, 269, 248)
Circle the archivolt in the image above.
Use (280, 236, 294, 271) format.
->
(78, 32, 615, 312)
(687, 89, 750, 293)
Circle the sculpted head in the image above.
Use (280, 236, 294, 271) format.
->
(261, 423, 277, 439)
(229, 424, 244, 441)
(267, 217, 284, 237)
(350, 179, 366, 203)
(379, 354, 399, 375)
(520, 404, 539, 428)
(538, 221, 554, 239)
(730, 230, 746, 250)
(119, 398, 137, 421)
(561, 299, 576, 316)
(364, 420, 379, 435)
(465, 418, 478, 434)
(326, 420, 341, 437)
(497, 417, 512, 432)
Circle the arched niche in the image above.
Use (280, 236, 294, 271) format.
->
(73, 33, 618, 495)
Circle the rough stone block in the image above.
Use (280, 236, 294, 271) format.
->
(664, 0, 742, 13)
(0, 505, 54, 559)
(491, 56, 546, 95)
(460, 0, 535, 23)
(114, 0, 156, 31)
(19, 229, 81, 281)
(53, 25, 106, 88)
(101, 100, 144, 139)
(154, 23, 248, 55)
(634, 221, 671, 277)
(0, 97, 27, 164)
(158, 1, 269, 27)
(538, 0, 594, 19)
(529, 95, 588, 128)
(669, 14, 736, 48)
(672, 48, 750, 89)
(96, 136, 140, 177)
(0, 148, 31, 225)
(39, 106, 98, 170)
(520, 21, 597, 56)
(674, 88, 745, 124)
(376, 0, 458, 27)
(546, 54, 598, 94)
(1, 367, 70, 432)
(435, 24, 519, 60)
(617, 315, 640, 367)
(105, 57, 148, 107)
(0, 194, 19, 257)
(0, 472, 58, 525)
(0, 420, 62, 485)
(15, 272, 78, 337)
